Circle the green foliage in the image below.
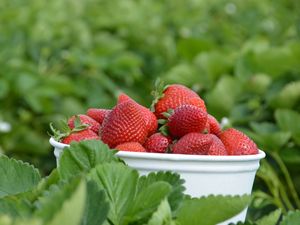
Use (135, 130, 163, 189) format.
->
(0, 140, 256, 225)
(176, 195, 250, 225)
(0, 0, 300, 222)
(0, 155, 41, 198)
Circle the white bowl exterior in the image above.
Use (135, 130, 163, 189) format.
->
(49, 137, 265, 225)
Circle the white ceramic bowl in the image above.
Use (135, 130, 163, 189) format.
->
(49, 137, 265, 225)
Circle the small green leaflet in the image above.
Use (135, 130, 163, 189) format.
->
(175, 195, 251, 225)
(0, 155, 41, 198)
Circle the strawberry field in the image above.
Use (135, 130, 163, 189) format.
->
(0, 0, 300, 224)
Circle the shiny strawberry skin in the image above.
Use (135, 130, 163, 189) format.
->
(172, 133, 213, 155)
(144, 133, 172, 153)
(115, 142, 147, 152)
(100, 101, 148, 148)
(205, 114, 222, 136)
(68, 114, 100, 134)
(86, 108, 111, 125)
(118, 93, 158, 136)
(168, 105, 208, 138)
(207, 134, 227, 155)
(62, 129, 99, 144)
(154, 84, 206, 119)
(219, 128, 258, 155)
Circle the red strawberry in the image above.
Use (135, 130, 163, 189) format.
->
(144, 133, 172, 153)
(207, 134, 227, 155)
(68, 114, 100, 134)
(152, 84, 206, 119)
(167, 105, 208, 138)
(171, 133, 213, 155)
(205, 114, 221, 135)
(115, 142, 146, 152)
(219, 128, 258, 155)
(62, 129, 99, 144)
(100, 101, 148, 148)
(86, 108, 111, 125)
(118, 93, 158, 136)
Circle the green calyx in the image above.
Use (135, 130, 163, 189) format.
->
(49, 116, 89, 141)
(150, 78, 167, 112)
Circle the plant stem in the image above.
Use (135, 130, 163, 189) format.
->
(271, 152, 300, 209)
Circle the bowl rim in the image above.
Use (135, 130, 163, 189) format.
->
(50, 137, 266, 161)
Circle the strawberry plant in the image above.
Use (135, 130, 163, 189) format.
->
(0, 140, 298, 225)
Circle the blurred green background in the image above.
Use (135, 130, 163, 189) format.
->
(1, 0, 300, 220)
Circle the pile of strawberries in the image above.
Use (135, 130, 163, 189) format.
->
(51, 84, 258, 155)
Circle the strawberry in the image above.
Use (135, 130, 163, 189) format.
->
(205, 114, 221, 136)
(68, 114, 100, 134)
(207, 134, 227, 155)
(100, 101, 148, 148)
(86, 108, 111, 125)
(167, 105, 208, 138)
(118, 93, 158, 136)
(115, 142, 147, 152)
(171, 133, 213, 155)
(62, 129, 99, 144)
(151, 84, 206, 119)
(118, 93, 132, 104)
(144, 133, 172, 153)
(219, 128, 258, 155)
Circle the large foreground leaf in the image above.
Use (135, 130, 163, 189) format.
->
(256, 209, 281, 225)
(81, 181, 109, 225)
(0, 156, 41, 198)
(46, 180, 86, 225)
(0, 196, 32, 218)
(280, 210, 300, 225)
(176, 195, 251, 225)
(58, 140, 120, 180)
(89, 163, 173, 225)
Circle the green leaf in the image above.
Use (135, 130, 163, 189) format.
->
(271, 81, 300, 109)
(126, 181, 172, 223)
(247, 123, 291, 151)
(176, 195, 251, 225)
(58, 140, 120, 180)
(0, 155, 41, 198)
(146, 199, 176, 225)
(88, 163, 139, 225)
(256, 209, 281, 225)
(34, 178, 81, 222)
(81, 181, 109, 225)
(45, 180, 86, 225)
(275, 109, 300, 145)
(206, 76, 242, 118)
(280, 210, 300, 225)
(0, 215, 42, 225)
(88, 164, 177, 225)
(177, 38, 215, 60)
(137, 171, 185, 211)
(0, 196, 32, 218)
